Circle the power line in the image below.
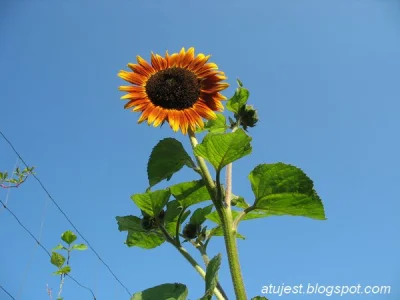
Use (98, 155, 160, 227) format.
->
(0, 285, 16, 300)
(0, 131, 132, 297)
(0, 198, 97, 299)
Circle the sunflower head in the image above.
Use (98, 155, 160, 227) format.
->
(118, 47, 229, 134)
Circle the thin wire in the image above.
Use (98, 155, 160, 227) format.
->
(0, 131, 132, 297)
(18, 196, 50, 299)
(0, 198, 97, 300)
(0, 285, 16, 300)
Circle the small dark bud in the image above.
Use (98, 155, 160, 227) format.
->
(158, 209, 165, 221)
(235, 104, 259, 130)
(231, 196, 238, 206)
(182, 223, 200, 240)
(140, 217, 157, 231)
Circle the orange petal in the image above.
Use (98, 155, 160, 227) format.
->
(167, 53, 179, 67)
(180, 47, 195, 68)
(136, 55, 155, 74)
(194, 101, 217, 120)
(196, 68, 221, 78)
(118, 70, 146, 85)
(124, 99, 148, 109)
(128, 63, 152, 78)
(151, 52, 167, 71)
(120, 91, 148, 100)
(188, 54, 210, 72)
(195, 62, 218, 75)
(153, 109, 168, 127)
(119, 86, 145, 93)
(147, 106, 162, 124)
(168, 110, 181, 132)
(201, 83, 229, 93)
(132, 101, 151, 112)
(137, 105, 154, 123)
(177, 48, 186, 67)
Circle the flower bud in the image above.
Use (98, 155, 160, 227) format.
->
(182, 223, 201, 240)
(235, 104, 259, 130)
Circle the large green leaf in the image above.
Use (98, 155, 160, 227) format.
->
(257, 192, 325, 220)
(147, 138, 193, 187)
(131, 189, 171, 217)
(170, 180, 211, 208)
(190, 205, 213, 226)
(226, 82, 250, 114)
(248, 163, 326, 220)
(116, 216, 165, 249)
(200, 254, 222, 300)
(194, 129, 252, 171)
(131, 283, 188, 300)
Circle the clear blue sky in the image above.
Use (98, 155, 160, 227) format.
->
(1, 1, 399, 299)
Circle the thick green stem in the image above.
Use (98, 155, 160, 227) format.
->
(219, 207, 247, 299)
(188, 129, 247, 300)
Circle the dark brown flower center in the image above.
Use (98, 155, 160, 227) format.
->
(145, 67, 201, 110)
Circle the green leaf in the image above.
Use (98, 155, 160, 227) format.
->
(170, 180, 211, 208)
(116, 215, 143, 232)
(180, 210, 190, 224)
(53, 265, 71, 275)
(52, 244, 66, 251)
(126, 230, 165, 249)
(50, 252, 65, 268)
(131, 283, 188, 300)
(147, 138, 193, 187)
(208, 226, 246, 240)
(249, 163, 313, 202)
(131, 189, 171, 217)
(190, 205, 213, 226)
(251, 297, 269, 300)
(237, 78, 243, 87)
(201, 254, 222, 300)
(116, 216, 165, 249)
(164, 200, 183, 223)
(226, 84, 250, 114)
(203, 114, 228, 133)
(256, 192, 325, 220)
(248, 163, 326, 220)
(61, 230, 77, 245)
(194, 129, 252, 171)
(71, 244, 88, 251)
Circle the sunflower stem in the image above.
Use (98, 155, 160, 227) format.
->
(188, 129, 247, 300)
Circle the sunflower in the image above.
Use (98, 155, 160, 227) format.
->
(118, 47, 229, 134)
